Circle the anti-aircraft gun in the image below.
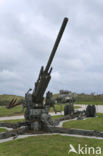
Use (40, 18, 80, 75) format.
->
(7, 18, 68, 131)
(32, 18, 68, 108)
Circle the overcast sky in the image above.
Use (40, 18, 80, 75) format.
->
(0, 0, 103, 96)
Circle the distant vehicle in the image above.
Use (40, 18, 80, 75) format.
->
(56, 90, 76, 104)
(55, 90, 77, 115)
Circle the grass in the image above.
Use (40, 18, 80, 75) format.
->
(74, 106, 81, 109)
(0, 135, 103, 156)
(50, 104, 63, 112)
(76, 101, 103, 105)
(0, 115, 63, 124)
(0, 106, 23, 117)
(0, 104, 80, 117)
(1, 93, 103, 107)
(63, 113, 103, 131)
(0, 119, 25, 123)
(75, 101, 103, 105)
(50, 104, 81, 112)
(0, 94, 24, 106)
(0, 128, 8, 133)
(76, 93, 103, 105)
(52, 115, 63, 120)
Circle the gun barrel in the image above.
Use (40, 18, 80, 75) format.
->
(45, 17, 68, 73)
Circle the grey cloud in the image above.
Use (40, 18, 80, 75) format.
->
(0, 0, 103, 95)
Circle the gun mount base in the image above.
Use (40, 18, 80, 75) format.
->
(0, 113, 102, 140)
(24, 106, 56, 131)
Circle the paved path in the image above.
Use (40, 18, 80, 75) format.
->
(75, 104, 103, 113)
(0, 115, 24, 121)
(57, 118, 77, 127)
(0, 132, 103, 144)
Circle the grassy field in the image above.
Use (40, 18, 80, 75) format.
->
(0, 119, 24, 123)
(0, 135, 103, 156)
(50, 104, 81, 112)
(0, 106, 23, 117)
(75, 101, 103, 105)
(63, 113, 103, 131)
(0, 105, 60, 117)
(0, 115, 63, 124)
(1, 93, 103, 107)
(76, 93, 103, 105)
(0, 104, 80, 117)
(0, 128, 7, 132)
(52, 115, 63, 120)
(0, 94, 24, 106)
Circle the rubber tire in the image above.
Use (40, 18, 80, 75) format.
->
(86, 105, 96, 117)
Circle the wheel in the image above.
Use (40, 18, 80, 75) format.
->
(86, 105, 91, 117)
(86, 105, 96, 117)
(91, 105, 96, 117)
(64, 105, 69, 115)
(64, 104, 74, 116)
